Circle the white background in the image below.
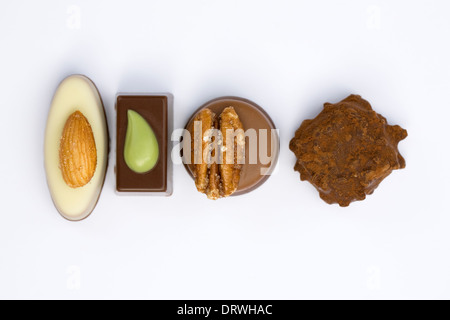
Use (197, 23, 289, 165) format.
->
(0, 0, 449, 300)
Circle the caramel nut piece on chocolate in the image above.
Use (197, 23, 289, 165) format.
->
(190, 108, 216, 194)
(206, 117, 221, 200)
(189, 106, 245, 200)
(59, 111, 97, 189)
(219, 107, 245, 197)
(289, 95, 407, 207)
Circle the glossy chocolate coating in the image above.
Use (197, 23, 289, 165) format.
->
(116, 95, 172, 194)
(183, 97, 279, 196)
(289, 95, 407, 207)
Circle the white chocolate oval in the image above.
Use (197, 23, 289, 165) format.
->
(45, 75, 109, 221)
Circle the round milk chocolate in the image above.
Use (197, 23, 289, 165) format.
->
(183, 97, 279, 196)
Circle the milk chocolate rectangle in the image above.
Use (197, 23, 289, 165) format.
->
(116, 94, 172, 195)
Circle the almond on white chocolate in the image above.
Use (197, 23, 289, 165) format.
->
(45, 75, 109, 221)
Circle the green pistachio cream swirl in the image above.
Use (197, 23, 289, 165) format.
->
(124, 109, 159, 173)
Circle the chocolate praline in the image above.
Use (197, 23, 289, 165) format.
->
(183, 97, 280, 196)
(116, 94, 173, 195)
(289, 95, 407, 207)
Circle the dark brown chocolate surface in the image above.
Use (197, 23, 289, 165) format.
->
(183, 97, 279, 196)
(289, 95, 407, 207)
(116, 95, 169, 193)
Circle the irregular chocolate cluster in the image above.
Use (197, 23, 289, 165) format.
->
(289, 95, 407, 207)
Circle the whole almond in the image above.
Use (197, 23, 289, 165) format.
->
(59, 111, 97, 188)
